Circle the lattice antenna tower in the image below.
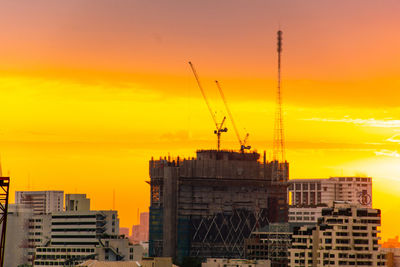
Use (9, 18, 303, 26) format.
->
(273, 30, 285, 163)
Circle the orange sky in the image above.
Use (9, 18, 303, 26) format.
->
(1, 0, 400, 241)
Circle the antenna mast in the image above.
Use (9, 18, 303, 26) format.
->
(272, 30, 286, 181)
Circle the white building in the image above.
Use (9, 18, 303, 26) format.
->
(31, 210, 138, 266)
(288, 205, 326, 224)
(203, 258, 271, 267)
(288, 177, 372, 223)
(4, 204, 34, 267)
(288, 177, 372, 207)
(15, 190, 64, 215)
(288, 202, 385, 267)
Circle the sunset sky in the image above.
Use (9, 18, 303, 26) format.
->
(1, 0, 400, 240)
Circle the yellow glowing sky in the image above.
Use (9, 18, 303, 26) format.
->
(2, 0, 400, 240)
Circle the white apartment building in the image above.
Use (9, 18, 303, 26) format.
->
(288, 202, 385, 267)
(288, 177, 372, 207)
(288, 206, 326, 224)
(288, 177, 372, 223)
(15, 190, 64, 215)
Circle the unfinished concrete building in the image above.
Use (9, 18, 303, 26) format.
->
(148, 150, 288, 261)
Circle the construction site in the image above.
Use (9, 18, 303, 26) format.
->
(148, 31, 289, 262)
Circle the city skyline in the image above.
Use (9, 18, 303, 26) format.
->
(1, 0, 400, 242)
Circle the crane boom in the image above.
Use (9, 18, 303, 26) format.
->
(215, 81, 241, 144)
(188, 62, 227, 151)
(188, 61, 218, 128)
(215, 80, 250, 152)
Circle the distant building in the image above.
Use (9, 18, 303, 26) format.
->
(120, 227, 130, 237)
(4, 204, 34, 267)
(15, 190, 64, 214)
(149, 150, 288, 261)
(131, 212, 149, 243)
(382, 236, 400, 267)
(288, 202, 385, 267)
(65, 194, 90, 211)
(202, 258, 271, 267)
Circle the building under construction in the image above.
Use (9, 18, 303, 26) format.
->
(148, 150, 288, 261)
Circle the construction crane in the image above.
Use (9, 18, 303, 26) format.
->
(215, 80, 251, 153)
(188, 62, 227, 151)
(272, 30, 286, 182)
(0, 176, 10, 267)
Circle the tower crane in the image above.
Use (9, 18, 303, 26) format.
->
(215, 80, 251, 153)
(188, 62, 227, 151)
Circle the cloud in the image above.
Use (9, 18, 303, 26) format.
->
(375, 149, 400, 158)
(387, 134, 400, 144)
(303, 118, 400, 128)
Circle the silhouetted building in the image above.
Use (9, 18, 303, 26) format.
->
(148, 150, 288, 261)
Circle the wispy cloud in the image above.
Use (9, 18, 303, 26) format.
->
(303, 118, 400, 128)
(375, 149, 400, 157)
(387, 134, 400, 143)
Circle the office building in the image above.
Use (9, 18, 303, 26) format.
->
(15, 190, 64, 215)
(149, 150, 288, 260)
(288, 202, 385, 267)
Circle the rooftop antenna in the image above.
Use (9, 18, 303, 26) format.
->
(272, 30, 286, 181)
(188, 62, 227, 151)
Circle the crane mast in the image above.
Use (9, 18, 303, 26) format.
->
(188, 62, 227, 151)
(215, 80, 251, 152)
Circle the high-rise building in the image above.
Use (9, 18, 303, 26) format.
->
(131, 212, 149, 244)
(148, 150, 288, 261)
(288, 202, 385, 267)
(15, 191, 64, 215)
(288, 177, 372, 224)
(288, 177, 372, 207)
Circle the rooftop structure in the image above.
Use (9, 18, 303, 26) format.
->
(149, 149, 288, 261)
(65, 194, 90, 211)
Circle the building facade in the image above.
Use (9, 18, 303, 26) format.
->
(15, 190, 64, 215)
(288, 177, 372, 208)
(4, 204, 34, 267)
(289, 202, 385, 267)
(149, 150, 288, 261)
